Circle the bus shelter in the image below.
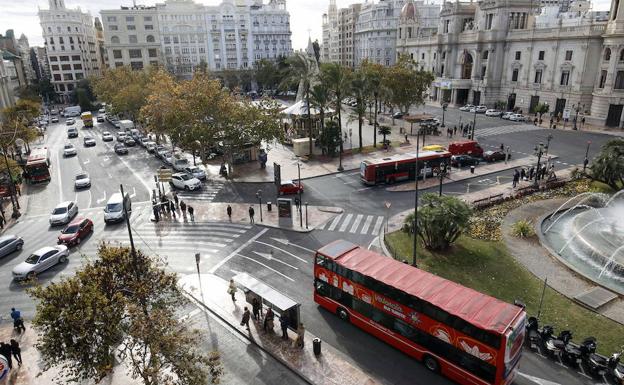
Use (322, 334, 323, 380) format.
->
(233, 272, 301, 331)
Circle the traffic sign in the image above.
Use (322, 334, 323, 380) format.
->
(157, 169, 173, 182)
(384, 201, 391, 209)
(562, 108, 571, 120)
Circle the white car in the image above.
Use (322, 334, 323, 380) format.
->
(98, 108, 106, 113)
(74, 172, 91, 189)
(116, 131, 127, 141)
(49, 201, 78, 226)
(63, 143, 77, 157)
(501, 112, 514, 120)
(113, 121, 121, 129)
(485, 109, 502, 117)
(51, 116, 59, 123)
(12, 245, 69, 281)
(170, 172, 201, 191)
(66, 118, 75, 125)
(470, 105, 488, 113)
(102, 131, 114, 141)
(509, 113, 528, 122)
(145, 142, 157, 153)
(184, 166, 206, 180)
(459, 104, 474, 112)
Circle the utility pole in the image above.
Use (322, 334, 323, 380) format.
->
(533, 142, 545, 187)
(119, 184, 136, 258)
(297, 162, 303, 227)
(583, 140, 591, 173)
(412, 131, 420, 267)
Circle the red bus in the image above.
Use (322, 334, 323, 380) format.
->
(360, 150, 452, 185)
(24, 147, 51, 184)
(314, 240, 526, 385)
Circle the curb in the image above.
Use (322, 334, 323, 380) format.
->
(256, 222, 314, 233)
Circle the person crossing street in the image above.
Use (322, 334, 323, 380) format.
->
(227, 205, 232, 221)
(249, 206, 255, 224)
(187, 205, 194, 221)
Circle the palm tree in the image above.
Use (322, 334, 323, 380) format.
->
(378, 125, 391, 148)
(362, 61, 383, 148)
(280, 53, 317, 156)
(309, 82, 331, 150)
(321, 63, 352, 154)
(350, 69, 368, 150)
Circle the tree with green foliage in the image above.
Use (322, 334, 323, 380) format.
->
(309, 81, 331, 148)
(404, 193, 472, 250)
(378, 125, 391, 147)
(590, 139, 624, 190)
(28, 244, 222, 385)
(534, 102, 549, 120)
(349, 69, 368, 150)
(318, 119, 341, 156)
(383, 56, 434, 116)
(320, 62, 352, 154)
(362, 61, 383, 148)
(494, 100, 507, 111)
(93, 67, 158, 121)
(254, 59, 280, 91)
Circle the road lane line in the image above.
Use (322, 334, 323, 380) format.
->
(360, 215, 374, 234)
(327, 214, 342, 231)
(339, 213, 353, 232)
(269, 238, 315, 253)
(349, 214, 363, 233)
(209, 228, 268, 274)
(55, 150, 63, 203)
(372, 216, 384, 234)
(252, 251, 298, 270)
(237, 254, 294, 282)
(253, 240, 308, 263)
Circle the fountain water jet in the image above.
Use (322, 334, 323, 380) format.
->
(544, 192, 608, 233)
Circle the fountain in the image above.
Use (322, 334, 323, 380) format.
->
(540, 192, 624, 295)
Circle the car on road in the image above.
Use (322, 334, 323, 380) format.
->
(172, 156, 190, 171)
(102, 131, 113, 141)
(483, 150, 511, 162)
(170, 172, 201, 191)
(501, 111, 514, 120)
(279, 180, 304, 195)
(67, 127, 78, 138)
(104, 192, 131, 223)
(74, 172, 91, 189)
(98, 108, 106, 113)
(162, 152, 174, 165)
(459, 104, 474, 112)
(485, 109, 502, 117)
(63, 143, 77, 157)
(50, 109, 58, 115)
(184, 166, 206, 180)
(139, 137, 151, 147)
(450, 154, 480, 167)
(145, 142, 157, 153)
(49, 201, 78, 226)
(12, 245, 69, 280)
(124, 137, 136, 147)
(470, 105, 488, 113)
(113, 121, 121, 129)
(57, 217, 93, 246)
(51, 116, 59, 123)
(96, 116, 105, 123)
(114, 143, 128, 155)
(509, 113, 528, 122)
(66, 118, 75, 125)
(392, 112, 404, 119)
(116, 131, 127, 141)
(0, 235, 24, 259)
(83, 136, 96, 147)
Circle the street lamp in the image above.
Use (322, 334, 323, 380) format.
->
(195, 253, 201, 275)
(305, 202, 309, 229)
(544, 134, 553, 156)
(412, 130, 420, 267)
(471, 106, 477, 140)
(338, 133, 344, 172)
(297, 161, 303, 227)
(441, 103, 448, 128)
(533, 142, 545, 187)
(438, 161, 448, 196)
(1, 149, 20, 218)
(256, 189, 263, 222)
(583, 140, 592, 173)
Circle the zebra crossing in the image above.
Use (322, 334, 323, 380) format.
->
(317, 213, 385, 236)
(176, 180, 226, 202)
(475, 124, 546, 138)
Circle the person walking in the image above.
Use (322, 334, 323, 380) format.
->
(249, 206, 255, 224)
(520, 168, 526, 181)
(172, 191, 179, 209)
(293, 323, 305, 349)
(9, 340, 21, 366)
(170, 201, 176, 219)
(0, 214, 5, 230)
(513, 169, 519, 188)
(263, 308, 275, 332)
(10, 308, 25, 333)
(187, 205, 194, 221)
(226, 205, 232, 221)
(453, 125, 457, 136)
(581, 116, 586, 128)
(227, 279, 237, 301)
(500, 143, 504, 151)
(252, 298, 261, 321)
(529, 167, 535, 180)
(180, 200, 187, 216)
(0, 342, 12, 369)
(280, 314, 290, 340)
(240, 307, 251, 330)
(152, 200, 160, 222)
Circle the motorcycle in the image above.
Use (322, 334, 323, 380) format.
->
(540, 325, 567, 358)
(561, 333, 596, 368)
(608, 352, 624, 384)
(579, 337, 608, 377)
(525, 316, 541, 350)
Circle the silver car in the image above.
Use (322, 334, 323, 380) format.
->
(184, 166, 206, 180)
(49, 201, 78, 226)
(0, 235, 23, 258)
(12, 245, 69, 280)
(74, 172, 91, 189)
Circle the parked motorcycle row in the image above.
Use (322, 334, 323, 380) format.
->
(526, 316, 624, 383)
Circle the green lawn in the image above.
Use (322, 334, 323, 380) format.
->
(385, 232, 624, 354)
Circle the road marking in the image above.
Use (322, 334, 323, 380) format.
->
(372, 216, 384, 234)
(269, 237, 315, 253)
(360, 215, 374, 234)
(209, 228, 268, 274)
(55, 150, 63, 203)
(516, 372, 561, 385)
(339, 213, 353, 232)
(252, 251, 298, 270)
(356, 187, 372, 192)
(327, 214, 342, 231)
(130, 186, 136, 199)
(350, 214, 363, 233)
(86, 189, 92, 208)
(237, 254, 294, 282)
(253, 240, 308, 263)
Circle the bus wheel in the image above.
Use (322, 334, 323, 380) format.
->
(386, 178, 395, 185)
(337, 308, 349, 322)
(423, 355, 439, 373)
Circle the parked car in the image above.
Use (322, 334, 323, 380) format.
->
(392, 112, 404, 119)
(459, 104, 474, 112)
(509, 113, 528, 122)
(74, 172, 91, 189)
(114, 143, 128, 155)
(450, 155, 480, 167)
(51, 116, 59, 123)
(66, 118, 75, 125)
(124, 137, 136, 147)
(0, 234, 24, 259)
(63, 143, 77, 157)
(49, 201, 78, 226)
(57, 217, 93, 246)
(184, 166, 206, 180)
(83, 136, 96, 147)
(170, 172, 201, 191)
(279, 180, 304, 195)
(102, 131, 114, 141)
(470, 105, 488, 113)
(12, 245, 69, 280)
(96, 116, 105, 123)
(422, 144, 446, 152)
(145, 142, 157, 153)
(139, 137, 151, 147)
(162, 152, 174, 165)
(172, 156, 190, 171)
(447, 140, 484, 157)
(113, 121, 121, 129)
(501, 112, 514, 120)
(116, 131, 127, 141)
(50, 109, 58, 115)
(485, 109, 502, 117)
(98, 108, 106, 113)
(483, 150, 510, 162)
(155, 146, 168, 159)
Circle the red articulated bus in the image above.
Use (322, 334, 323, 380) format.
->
(314, 240, 526, 385)
(24, 147, 51, 184)
(360, 150, 452, 185)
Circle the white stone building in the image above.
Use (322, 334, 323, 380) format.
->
(0, 52, 17, 113)
(322, 0, 361, 67)
(250, 0, 292, 61)
(38, 0, 103, 102)
(354, 0, 405, 67)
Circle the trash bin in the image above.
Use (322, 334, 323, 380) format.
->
(313, 338, 321, 356)
(470, 166, 475, 174)
(267, 202, 272, 212)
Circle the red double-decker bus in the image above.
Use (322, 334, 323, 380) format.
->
(360, 150, 452, 185)
(24, 147, 51, 184)
(314, 240, 526, 385)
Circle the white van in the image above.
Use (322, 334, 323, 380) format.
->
(119, 120, 135, 131)
(104, 192, 131, 224)
(63, 106, 82, 117)
(172, 156, 190, 171)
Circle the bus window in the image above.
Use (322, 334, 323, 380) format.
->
(315, 279, 330, 297)
(315, 253, 326, 267)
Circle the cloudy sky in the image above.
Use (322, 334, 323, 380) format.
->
(0, 0, 613, 49)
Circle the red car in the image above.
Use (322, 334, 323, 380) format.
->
(58, 217, 93, 246)
(279, 180, 304, 195)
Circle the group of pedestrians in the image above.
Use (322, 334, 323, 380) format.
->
(445, 126, 458, 138)
(0, 308, 25, 369)
(512, 164, 556, 187)
(152, 192, 194, 223)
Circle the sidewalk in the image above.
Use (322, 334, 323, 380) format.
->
(179, 273, 380, 385)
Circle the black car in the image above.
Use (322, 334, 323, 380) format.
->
(114, 143, 128, 155)
(451, 155, 480, 167)
(392, 112, 404, 119)
(483, 150, 510, 162)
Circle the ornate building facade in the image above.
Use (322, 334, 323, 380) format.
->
(354, 0, 405, 67)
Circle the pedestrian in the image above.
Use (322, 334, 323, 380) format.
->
(500, 143, 504, 151)
(263, 308, 275, 332)
(180, 200, 187, 216)
(10, 308, 24, 333)
(164, 198, 171, 213)
(513, 169, 519, 188)
(581, 116, 586, 128)
(0, 214, 5, 230)
(0, 342, 12, 369)
(152, 200, 160, 222)
(541, 165, 547, 180)
(293, 323, 305, 349)
(529, 167, 535, 180)
(249, 206, 255, 224)
(240, 307, 251, 330)
(280, 313, 290, 340)
(520, 168, 526, 181)
(252, 297, 261, 321)
(460, 122, 464, 134)
(227, 279, 237, 301)
(170, 201, 176, 219)
(453, 125, 457, 136)
(187, 205, 194, 221)
(226, 205, 232, 221)
(172, 191, 179, 209)
(9, 340, 21, 366)
(533, 117, 538, 126)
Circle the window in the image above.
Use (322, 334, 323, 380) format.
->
(111, 36, 120, 44)
(534, 70, 542, 84)
(129, 35, 138, 44)
(515, 51, 521, 60)
(146, 35, 155, 43)
(127, 25, 136, 30)
(560, 70, 570, 86)
(72, 55, 80, 61)
(482, 50, 488, 60)
(131, 61, 144, 70)
(485, 13, 493, 30)
(620, 50, 624, 61)
(565, 50, 573, 61)
(107, 16, 117, 22)
(512, 68, 519, 82)
(129, 49, 142, 59)
(144, 16, 152, 21)
(63, 73, 73, 81)
(165, 47, 172, 54)
(443, 20, 450, 33)
(599, 70, 607, 88)
(125, 16, 135, 22)
(59, 37, 64, 44)
(615, 71, 624, 89)
(605, 48, 612, 61)
(73, 64, 82, 70)
(59, 56, 69, 61)
(75, 73, 83, 80)
(481, 66, 486, 78)
(53, 74, 61, 81)
(538, 51, 545, 60)
(115, 62, 124, 67)
(61, 64, 71, 70)
(109, 25, 118, 31)
(148, 48, 157, 58)
(50, 56, 58, 62)
(145, 24, 153, 30)
(51, 64, 59, 71)
(112, 50, 122, 59)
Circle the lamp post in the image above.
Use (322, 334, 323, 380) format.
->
(297, 161, 303, 227)
(305, 202, 309, 229)
(583, 140, 591, 173)
(533, 142, 545, 187)
(195, 253, 201, 275)
(1, 150, 20, 218)
(572, 104, 584, 130)
(256, 189, 263, 222)
(471, 106, 477, 140)
(412, 131, 420, 267)
(441, 103, 447, 128)
(338, 133, 344, 172)
(438, 161, 447, 197)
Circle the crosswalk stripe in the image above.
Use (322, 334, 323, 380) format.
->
(327, 214, 342, 231)
(360, 215, 374, 234)
(475, 124, 545, 138)
(316, 219, 328, 230)
(372, 216, 384, 234)
(339, 214, 353, 232)
(349, 214, 363, 234)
